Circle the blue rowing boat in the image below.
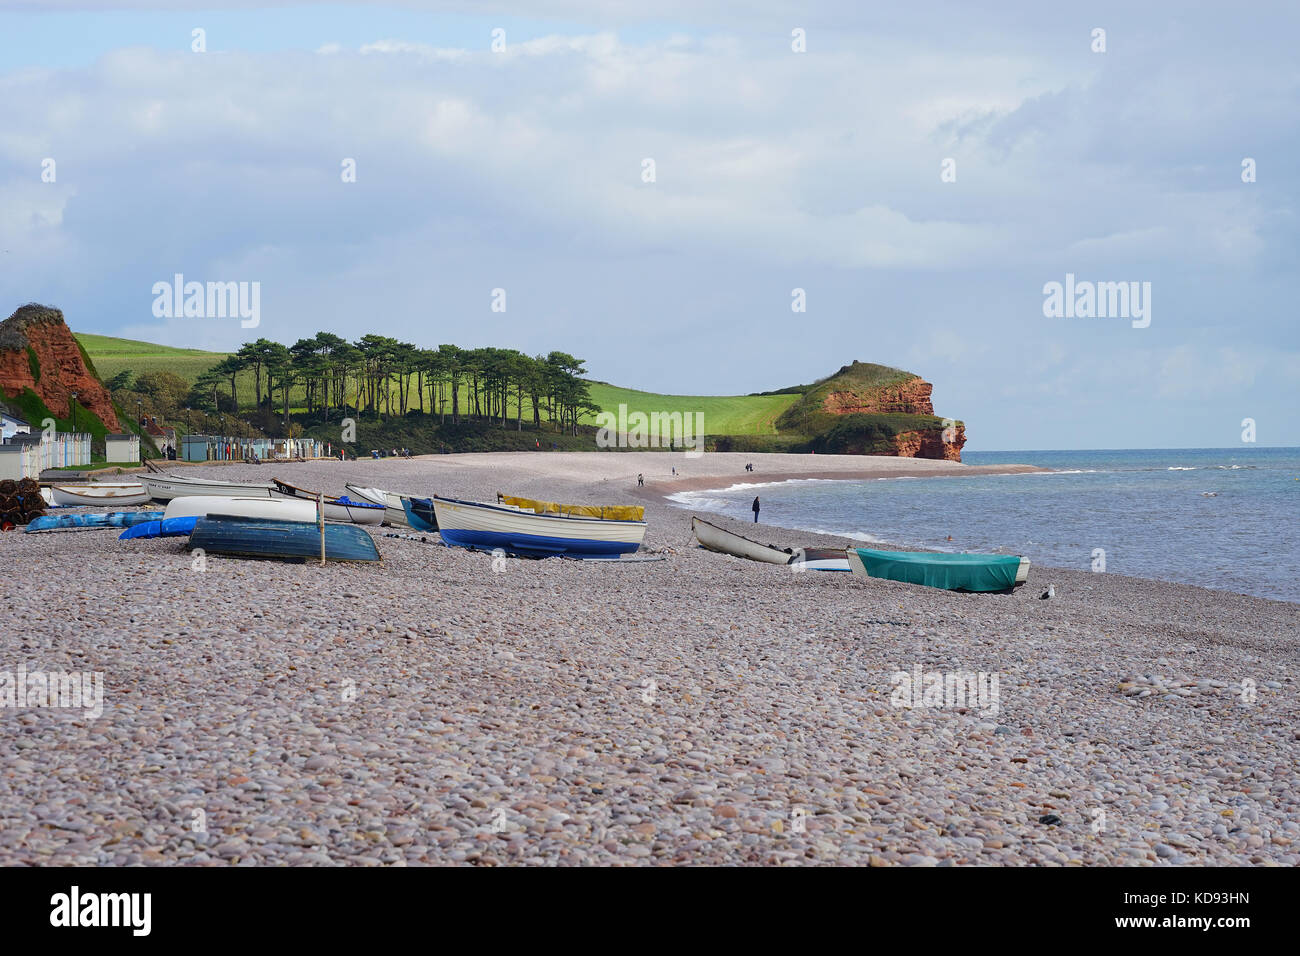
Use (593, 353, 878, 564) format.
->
(188, 514, 380, 562)
(25, 511, 165, 532)
(118, 516, 200, 540)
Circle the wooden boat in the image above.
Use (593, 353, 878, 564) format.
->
(188, 514, 380, 562)
(140, 473, 275, 502)
(118, 516, 199, 539)
(25, 511, 164, 532)
(432, 495, 645, 558)
(344, 484, 409, 526)
(163, 495, 316, 523)
(50, 481, 150, 507)
(270, 478, 385, 525)
(691, 516, 797, 565)
(846, 548, 1030, 592)
(401, 496, 438, 532)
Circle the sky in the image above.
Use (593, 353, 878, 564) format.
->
(0, 1, 1295, 450)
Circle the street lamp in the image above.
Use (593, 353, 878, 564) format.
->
(70, 391, 78, 433)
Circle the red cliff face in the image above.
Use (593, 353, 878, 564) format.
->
(818, 372, 964, 461)
(0, 304, 121, 431)
(823, 377, 936, 416)
(892, 423, 965, 461)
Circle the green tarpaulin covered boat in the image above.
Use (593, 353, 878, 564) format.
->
(847, 548, 1029, 592)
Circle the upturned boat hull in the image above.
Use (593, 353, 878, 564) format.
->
(163, 496, 317, 523)
(271, 479, 385, 524)
(188, 515, 380, 562)
(432, 495, 645, 558)
(118, 516, 200, 539)
(26, 511, 164, 532)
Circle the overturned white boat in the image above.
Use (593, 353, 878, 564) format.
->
(163, 495, 316, 523)
(270, 479, 385, 525)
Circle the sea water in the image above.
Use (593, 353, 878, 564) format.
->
(667, 448, 1300, 602)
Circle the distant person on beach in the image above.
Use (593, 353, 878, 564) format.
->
(752, 496, 760, 522)
(637, 473, 644, 487)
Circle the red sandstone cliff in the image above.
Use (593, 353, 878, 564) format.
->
(774, 361, 966, 461)
(0, 304, 121, 431)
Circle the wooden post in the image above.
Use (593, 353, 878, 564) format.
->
(318, 492, 326, 565)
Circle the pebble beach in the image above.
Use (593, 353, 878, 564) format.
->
(2, 451, 1297, 866)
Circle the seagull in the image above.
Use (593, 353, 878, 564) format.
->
(1040, 584, 1055, 600)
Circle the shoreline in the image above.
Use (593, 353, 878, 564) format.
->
(635, 462, 1047, 499)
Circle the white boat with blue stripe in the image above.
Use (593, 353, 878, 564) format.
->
(431, 495, 646, 558)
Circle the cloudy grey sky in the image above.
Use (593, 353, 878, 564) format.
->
(1, 1, 1295, 449)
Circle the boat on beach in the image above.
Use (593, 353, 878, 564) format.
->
(792, 547, 851, 572)
(140, 473, 275, 502)
(25, 511, 164, 532)
(344, 484, 410, 526)
(188, 514, 381, 562)
(846, 548, 1030, 592)
(433, 495, 646, 558)
(118, 516, 200, 539)
(691, 516, 850, 570)
(401, 496, 438, 532)
(163, 495, 317, 523)
(270, 478, 385, 525)
(49, 481, 151, 507)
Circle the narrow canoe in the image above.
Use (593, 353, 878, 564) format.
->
(50, 482, 151, 507)
(433, 495, 645, 558)
(25, 511, 165, 532)
(846, 548, 1030, 592)
(188, 515, 380, 562)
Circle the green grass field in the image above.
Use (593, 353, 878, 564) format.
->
(584, 383, 798, 435)
(75, 333, 233, 382)
(76, 333, 803, 436)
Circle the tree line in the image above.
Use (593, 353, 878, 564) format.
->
(190, 335, 600, 435)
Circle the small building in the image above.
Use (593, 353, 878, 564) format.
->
(1, 410, 31, 441)
(0, 432, 90, 480)
(104, 433, 140, 463)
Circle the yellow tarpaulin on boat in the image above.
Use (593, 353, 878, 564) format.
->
(498, 494, 644, 522)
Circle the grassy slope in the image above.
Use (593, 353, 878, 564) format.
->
(76, 333, 802, 436)
(584, 383, 798, 435)
(75, 333, 231, 383)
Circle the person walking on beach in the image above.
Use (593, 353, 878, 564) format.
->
(752, 496, 760, 522)
(637, 473, 644, 487)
